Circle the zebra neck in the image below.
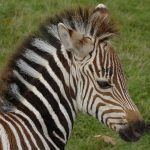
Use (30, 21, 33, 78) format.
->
(0, 111, 69, 149)
(3, 75, 77, 149)
(2, 76, 77, 149)
(1, 39, 79, 149)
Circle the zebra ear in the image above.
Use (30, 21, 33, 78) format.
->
(58, 23, 94, 58)
(58, 23, 73, 50)
(93, 4, 109, 17)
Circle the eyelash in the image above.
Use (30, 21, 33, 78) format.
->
(97, 80, 112, 89)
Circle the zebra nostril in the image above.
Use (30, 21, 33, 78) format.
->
(132, 120, 145, 136)
(119, 120, 145, 142)
(119, 127, 137, 142)
(145, 122, 150, 132)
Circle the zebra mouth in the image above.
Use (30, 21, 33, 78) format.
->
(119, 128, 141, 142)
(119, 120, 145, 142)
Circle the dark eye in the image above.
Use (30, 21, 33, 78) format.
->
(97, 80, 112, 89)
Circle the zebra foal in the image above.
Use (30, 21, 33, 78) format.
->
(0, 4, 146, 150)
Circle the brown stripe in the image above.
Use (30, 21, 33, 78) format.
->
(101, 109, 124, 123)
(105, 116, 123, 127)
(109, 122, 126, 129)
(0, 115, 18, 150)
(86, 88, 93, 114)
(57, 50, 70, 73)
(96, 102, 106, 120)
(13, 113, 46, 149)
(81, 67, 90, 106)
(93, 47, 99, 77)
(9, 113, 38, 150)
(3, 114, 28, 149)
(0, 137, 2, 150)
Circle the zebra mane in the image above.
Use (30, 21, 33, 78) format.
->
(0, 6, 118, 108)
(41, 6, 118, 40)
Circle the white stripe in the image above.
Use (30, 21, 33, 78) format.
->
(16, 58, 72, 134)
(81, 78, 88, 107)
(111, 124, 124, 132)
(100, 42, 104, 62)
(91, 96, 123, 120)
(0, 115, 23, 150)
(13, 110, 50, 150)
(70, 63, 77, 80)
(113, 57, 133, 109)
(97, 107, 125, 124)
(69, 71, 75, 94)
(115, 74, 131, 107)
(13, 70, 66, 146)
(107, 118, 127, 127)
(76, 75, 82, 111)
(96, 46, 102, 77)
(10, 83, 50, 141)
(32, 38, 70, 87)
(82, 85, 92, 113)
(102, 111, 125, 124)
(53, 51, 70, 86)
(110, 53, 115, 80)
(23, 49, 76, 120)
(16, 59, 72, 136)
(47, 25, 60, 40)
(10, 113, 40, 150)
(60, 45, 70, 65)
(5, 114, 32, 150)
(53, 131, 66, 144)
(32, 38, 56, 53)
(0, 123, 10, 150)
(104, 53, 108, 77)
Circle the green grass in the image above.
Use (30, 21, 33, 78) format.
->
(0, 0, 150, 149)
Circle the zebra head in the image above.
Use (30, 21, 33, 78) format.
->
(58, 4, 145, 142)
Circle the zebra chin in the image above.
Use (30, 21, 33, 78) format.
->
(119, 120, 145, 142)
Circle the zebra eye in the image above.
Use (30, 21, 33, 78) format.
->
(97, 80, 112, 89)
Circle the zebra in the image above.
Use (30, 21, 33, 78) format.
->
(0, 3, 146, 150)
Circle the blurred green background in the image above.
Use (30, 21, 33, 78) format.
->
(0, 0, 150, 149)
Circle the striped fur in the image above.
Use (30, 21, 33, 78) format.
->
(0, 4, 143, 149)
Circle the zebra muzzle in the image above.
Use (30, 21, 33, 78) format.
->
(119, 120, 145, 142)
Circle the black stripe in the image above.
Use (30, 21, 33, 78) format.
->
(101, 109, 123, 125)
(56, 50, 70, 73)
(9, 113, 38, 150)
(13, 113, 53, 149)
(39, 27, 61, 50)
(14, 67, 67, 140)
(3, 114, 28, 149)
(0, 117, 18, 149)
(22, 49, 75, 122)
(86, 88, 93, 115)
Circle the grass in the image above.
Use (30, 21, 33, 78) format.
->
(0, 0, 150, 149)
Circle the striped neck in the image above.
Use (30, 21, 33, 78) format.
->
(2, 39, 78, 149)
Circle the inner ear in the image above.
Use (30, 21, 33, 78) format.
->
(58, 23, 94, 58)
(58, 23, 73, 50)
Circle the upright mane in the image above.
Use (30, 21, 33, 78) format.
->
(40, 6, 118, 41)
(0, 6, 118, 109)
